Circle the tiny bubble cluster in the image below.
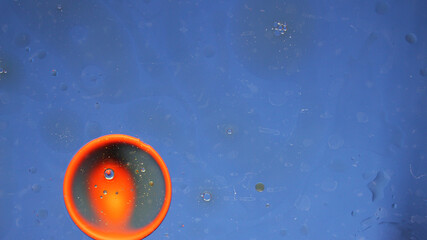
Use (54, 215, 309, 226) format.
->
(272, 21, 287, 36)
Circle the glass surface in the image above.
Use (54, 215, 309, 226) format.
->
(0, 0, 426, 239)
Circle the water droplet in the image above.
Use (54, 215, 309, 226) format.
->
(368, 171, 390, 202)
(226, 128, 233, 135)
(37, 51, 47, 59)
(103, 190, 107, 195)
(203, 45, 215, 58)
(104, 168, 114, 180)
(321, 178, 338, 192)
(201, 191, 212, 202)
(375, 1, 390, 15)
(28, 167, 37, 174)
(294, 195, 311, 211)
(356, 112, 369, 123)
(328, 134, 344, 150)
(31, 184, 41, 193)
(141, 167, 146, 173)
(405, 33, 418, 44)
(14, 33, 31, 47)
(255, 183, 265, 192)
(36, 209, 48, 220)
(60, 83, 67, 91)
(149, 181, 154, 186)
(280, 229, 287, 236)
(420, 67, 427, 77)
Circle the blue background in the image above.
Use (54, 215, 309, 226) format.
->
(1, 0, 427, 239)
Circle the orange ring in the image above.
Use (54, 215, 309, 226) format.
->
(63, 134, 172, 240)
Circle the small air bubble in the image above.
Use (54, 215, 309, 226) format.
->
(100, 196, 103, 199)
(201, 191, 212, 202)
(104, 168, 114, 180)
(226, 128, 233, 135)
(115, 191, 118, 195)
(392, 203, 397, 208)
(103, 190, 107, 195)
(94, 185, 97, 188)
(51, 69, 57, 76)
(141, 167, 146, 173)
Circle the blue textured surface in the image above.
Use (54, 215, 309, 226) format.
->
(0, 0, 427, 239)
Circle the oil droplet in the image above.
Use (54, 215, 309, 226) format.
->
(149, 181, 154, 186)
(201, 191, 212, 202)
(103, 190, 107, 195)
(141, 167, 146, 173)
(255, 183, 265, 192)
(104, 168, 114, 180)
